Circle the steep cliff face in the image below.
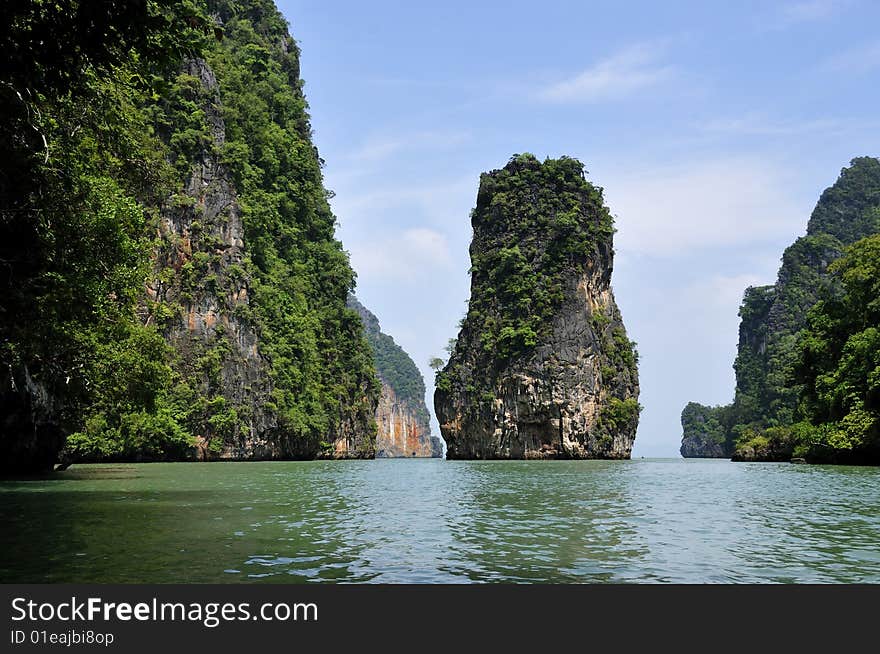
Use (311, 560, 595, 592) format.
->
(0, 1, 381, 471)
(221, 4, 380, 459)
(0, 367, 64, 474)
(147, 58, 277, 459)
(435, 154, 640, 460)
(681, 157, 880, 459)
(348, 297, 441, 457)
(138, 4, 381, 460)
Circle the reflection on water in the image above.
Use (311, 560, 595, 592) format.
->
(0, 458, 878, 583)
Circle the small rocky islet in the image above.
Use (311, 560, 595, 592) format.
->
(434, 154, 640, 459)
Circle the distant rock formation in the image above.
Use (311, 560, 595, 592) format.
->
(434, 154, 640, 459)
(679, 402, 730, 458)
(375, 381, 442, 458)
(349, 297, 442, 458)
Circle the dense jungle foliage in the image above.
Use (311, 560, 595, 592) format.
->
(735, 234, 880, 463)
(0, 0, 378, 469)
(683, 157, 880, 463)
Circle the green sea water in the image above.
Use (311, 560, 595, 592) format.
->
(1, 458, 878, 583)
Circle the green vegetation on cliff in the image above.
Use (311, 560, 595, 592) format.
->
(202, 2, 378, 454)
(1, 2, 207, 470)
(462, 153, 619, 361)
(806, 158, 880, 243)
(735, 237, 880, 463)
(0, 1, 379, 470)
(682, 157, 880, 463)
(787, 235, 879, 461)
(438, 154, 637, 403)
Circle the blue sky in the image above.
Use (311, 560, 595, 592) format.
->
(276, 0, 880, 456)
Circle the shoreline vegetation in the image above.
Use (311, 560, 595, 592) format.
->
(680, 158, 880, 466)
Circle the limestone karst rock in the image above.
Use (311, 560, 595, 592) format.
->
(434, 154, 640, 459)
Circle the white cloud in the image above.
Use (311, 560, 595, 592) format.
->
(329, 176, 475, 229)
(781, 0, 849, 22)
(756, 0, 853, 32)
(536, 42, 674, 104)
(347, 227, 453, 281)
(820, 39, 880, 75)
(699, 113, 844, 137)
(342, 130, 471, 164)
(344, 139, 405, 164)
(402, 227, 451, 262)
(599, 157, 808, 256)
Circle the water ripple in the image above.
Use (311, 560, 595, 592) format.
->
(0, 458, 878, 583)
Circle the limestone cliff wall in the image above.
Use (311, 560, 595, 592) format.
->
(375, 381, 442, 458)
(146, 55, 379, 460)
(146, 58, 278, 459)
(348, 296, 441, 458)
(0, 1, 380, 470)
(0, 366, 64, 473)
